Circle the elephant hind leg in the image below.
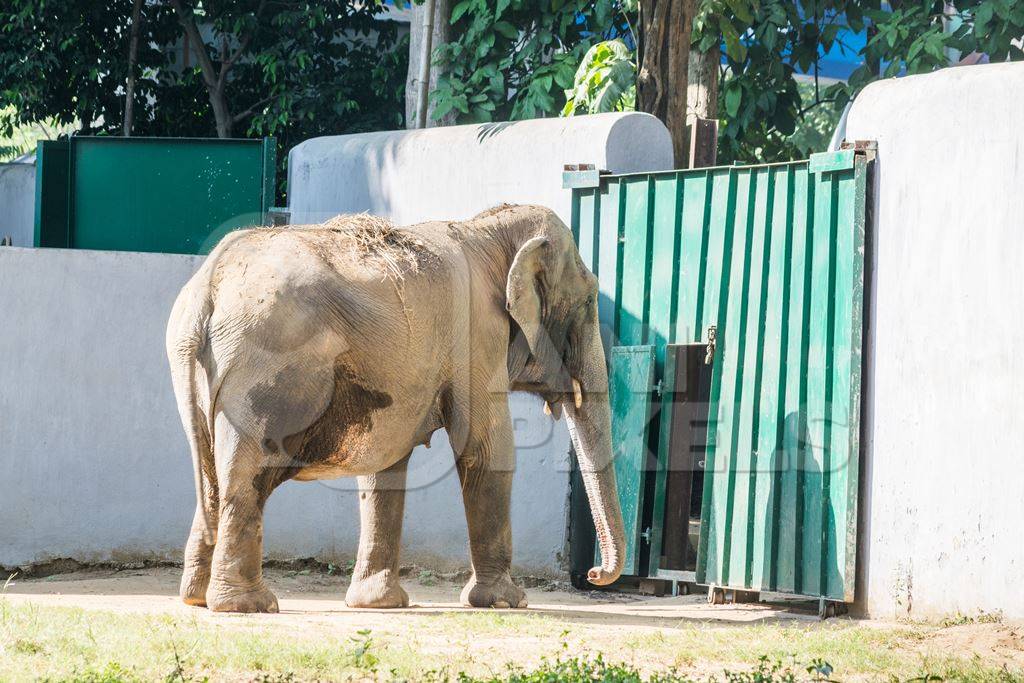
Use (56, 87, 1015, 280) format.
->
(206, 413, 280, 613)
(345, 454, 411, 609)
(180, 473, 219, 607)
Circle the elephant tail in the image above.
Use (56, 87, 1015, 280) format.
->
(167, 274, 216, 545)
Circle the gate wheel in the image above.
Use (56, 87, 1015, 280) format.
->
(818, 599, 849, 619)
(707, 586, 726, 605)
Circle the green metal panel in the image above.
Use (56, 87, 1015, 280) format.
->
(571, 155, 869, 602)
(34, 140, 71, 248)
(596, 345, 656, 577)
(34, 136, 275, 254)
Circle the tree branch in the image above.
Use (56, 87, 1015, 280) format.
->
(218, 0, 268, 90)
(231, 91, 277, 123)
(169, 0, 219, 89)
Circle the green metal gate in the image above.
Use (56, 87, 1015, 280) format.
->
(35, 136, 276, 254)
(567, 148, 870, 603)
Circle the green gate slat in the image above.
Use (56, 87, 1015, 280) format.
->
(571, 156, 868, 603)
(597, 345, 656, 576)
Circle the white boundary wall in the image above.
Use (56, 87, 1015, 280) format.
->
(0, 162, 35, 247)
(287, 112, 674, 226)
(848, 63, 1024, 618)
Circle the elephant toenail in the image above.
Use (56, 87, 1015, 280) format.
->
(517, 598, 528, 608)
(492, 600, 510, 608)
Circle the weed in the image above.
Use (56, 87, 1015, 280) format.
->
(349, 628, 379, 671)
(419, 570, 439, 586)
(12, 637, 45, 654)
(941, 611, 1004, 627)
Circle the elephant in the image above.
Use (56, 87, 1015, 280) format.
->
(166, 204, 625, 613)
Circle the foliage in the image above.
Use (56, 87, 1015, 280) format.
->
(0, 1, 408, 200)
(561, 39, 637, 115)
(546, 0, 1024, 162)
(457, 653, 830, 682)
(430, 0, 634, 123)
(707, 0, 1024, 163)
(697, 0, 862, 163)
(0, 109, 75, 162)
(839, 0, 1024, 94)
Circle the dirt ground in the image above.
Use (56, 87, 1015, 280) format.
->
(1, 564, 817, 626)
(3, 566, 1023, 681)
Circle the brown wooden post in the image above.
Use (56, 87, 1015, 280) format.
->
(687, 117, 719, 168)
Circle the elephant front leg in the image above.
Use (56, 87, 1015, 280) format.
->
(457, 424, 527, 609)
(345, 454, 411, 608)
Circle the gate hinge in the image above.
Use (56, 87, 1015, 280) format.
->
(705, 326, 717, 365)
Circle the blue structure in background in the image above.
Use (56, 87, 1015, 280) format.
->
(805, 24, 868, 80)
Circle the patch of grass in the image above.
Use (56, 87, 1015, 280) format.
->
(940, 611, 1004, 627)
(454, 653, 836, 682)
(1, 599, 1022, 682)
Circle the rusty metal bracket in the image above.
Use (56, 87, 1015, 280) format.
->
(562, 163, 606, 189)
(704, 326, 717, 365)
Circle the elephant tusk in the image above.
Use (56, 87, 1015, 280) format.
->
(544, 400, 562, 420)
(572, 378, 583, 409)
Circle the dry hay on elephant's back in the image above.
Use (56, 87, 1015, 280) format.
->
(320, 213, 432, 280)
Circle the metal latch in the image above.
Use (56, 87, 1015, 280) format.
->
(641, 527, 652, 543)
(705, 326, 717, 365)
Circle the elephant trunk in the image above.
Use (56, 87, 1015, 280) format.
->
(563, 318, 625, 586)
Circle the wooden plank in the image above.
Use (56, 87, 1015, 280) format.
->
(688, 117, 719, 169)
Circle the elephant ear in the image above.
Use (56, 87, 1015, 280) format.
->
(506, 236, 556, 364)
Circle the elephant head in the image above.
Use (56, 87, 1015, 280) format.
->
(501, 207, 625, 586)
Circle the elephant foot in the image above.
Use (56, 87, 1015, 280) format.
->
(206, 580, 279, 614)
(345, 573, 409, 608)
(461, 575, 528, 609)
(179, 567, 211, 607)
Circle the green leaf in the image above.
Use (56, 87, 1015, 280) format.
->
(725, 81, 743, 118)
(493, 21, 518, 39)
(450, 0, 472, 24)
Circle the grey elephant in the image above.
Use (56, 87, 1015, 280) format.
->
(166, 204, 625, 613)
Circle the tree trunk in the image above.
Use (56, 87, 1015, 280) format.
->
(123, 0, 144, 136)
(405, 0, 454, 128)
(170, 0, 242, 138)
(210, 87, 233, 138)
(687, 44, 718, 122)
(684, 43, 719, 167)
(637, 0, 697, 166)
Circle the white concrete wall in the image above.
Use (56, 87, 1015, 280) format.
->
(287, 112, 675, 226)
(0, 248, 572, 574)
(847, 63, 1024, 618)
(0, 162, 35, 247)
